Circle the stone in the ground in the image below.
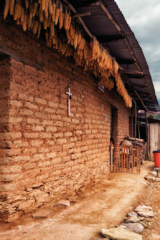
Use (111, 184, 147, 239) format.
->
(99, 227, 142, 240)
(145, 175, 156, 181)
(138, 211, 155, 218)
(150, 171, 158, 177)
(134, 205, 154, 218)
(32, 210, 50, 219)
(55, 200, 70, 207)
(154, 167, 160, 171)
(121, 223, 144, 233)
(156, 178, 160, 182)
(135, 205, 153, 212)
(127, 211, 138, 218)
(125, 216, 140, 223)
(138, 216, 145, 221)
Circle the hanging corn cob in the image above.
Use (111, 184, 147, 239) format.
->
(22, 13, 27, 31)
(55, 1, 60, 25)
(45, 0, 49, 18)
(48, 0, 53, 14)
(52, 0, 56, 22)
(33, 20, 39, 35)
(39, 5, 44, 22)
(42, 0, 46, 11)
(74, 32, 78, 50)
(64, 8, 68, 30)
(59, 2, 64, 29)
(33, 2, 38, 17)
(67, 12, 71, 30)
(25, 0, 29, 10)
(77, 32, 81, 45)
(14, 3, 21, 21)
(10, 0, 15, 16)
(70, 25, 75, 39)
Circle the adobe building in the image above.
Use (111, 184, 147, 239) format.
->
(0, 0, 158, 222)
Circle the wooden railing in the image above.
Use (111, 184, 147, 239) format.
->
(110, 145, 141, 174)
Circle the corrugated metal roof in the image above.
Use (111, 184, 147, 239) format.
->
(69, 0, 158, 111)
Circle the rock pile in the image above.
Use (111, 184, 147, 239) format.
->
(145, 168, 160, 182)
(98, 205, 154, 240)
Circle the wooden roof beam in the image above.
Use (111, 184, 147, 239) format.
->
(119, 70, 144, 76)
(72, 12, 91, 18)
(97, 35, 125, 43)
(116, 58, 136, 64)
(134, 90, 148, 112)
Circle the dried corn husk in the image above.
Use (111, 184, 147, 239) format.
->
(59, 12, 64, 29)
(70, 25, 75, 39)
(10, 0, 15, 15)
(43, 16, 48, 29)
(64, 9, 68, 30)
(67, 14, 71, 30)
(25, 0, 29, 10)
(17, 18, 20, 25)
(33, 20, 38, 35)
(50, 21, 55, 36)
(45, 0, 49, 18)
(48, 0, 53, 14)
(33, 2, 38, 17)
(52, 2, 56, 22)
(58, 2, 64, 29)
(29, 3, 33, 18)
(55, 7, 60, 25)
(14, 3, 21, 20)
(42, 0, 46, 10)
(78, 33, 81, 45)
(37, 22, 41, 38)
(74, 33, 78, 50)
(22, 14, 27, 31)
(39, 6, 43, 22)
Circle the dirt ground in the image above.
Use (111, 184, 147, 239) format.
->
(0, 161, 158, 240)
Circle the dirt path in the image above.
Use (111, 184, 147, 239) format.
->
(141, 180, 160, 240)
(0, 162, 154, 240)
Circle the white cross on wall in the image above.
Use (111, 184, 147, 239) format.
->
(66, 87, 72, 116)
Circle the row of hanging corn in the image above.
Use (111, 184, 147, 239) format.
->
(4, 0, 132, 108)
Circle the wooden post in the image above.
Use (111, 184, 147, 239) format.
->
(145, 111, 149, 159)
(138, 111, 140, 139)
(131, 107, 133, 137)
(135, 101, 137, 139)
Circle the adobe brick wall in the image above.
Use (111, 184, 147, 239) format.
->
(0, 19, 130, 222)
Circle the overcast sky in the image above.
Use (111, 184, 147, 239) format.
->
(115, 0, 160, 104)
